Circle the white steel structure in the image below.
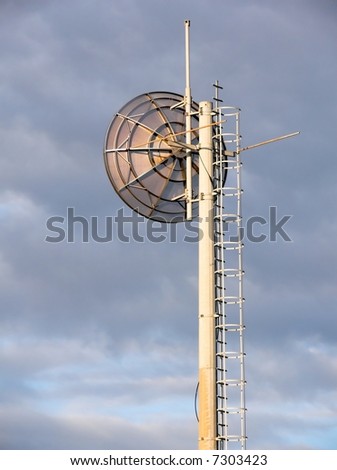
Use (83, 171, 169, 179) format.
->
(197, 94, 246, 449)
(103, 20, 298, 451)
(213, 100, 246, 449)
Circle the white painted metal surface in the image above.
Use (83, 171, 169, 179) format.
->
(184, 20, 193, 221)
(213, 104, 246, 449)
(198, 101, 217, 450)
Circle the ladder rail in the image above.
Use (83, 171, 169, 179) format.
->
(212, 92, 247, 450)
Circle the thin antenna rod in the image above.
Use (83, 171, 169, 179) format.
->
(185, 20, 193, 220)
(107, 120, 226, 152)
(240, 131, 300, 153)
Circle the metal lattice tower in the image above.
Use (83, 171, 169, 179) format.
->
(213, 85, 247, 449)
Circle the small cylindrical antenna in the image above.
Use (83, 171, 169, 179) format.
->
(185, 20, 191, 93)
(239, 131, 300, 153)
(185, 20, 193, 220)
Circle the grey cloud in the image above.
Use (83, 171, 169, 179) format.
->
(0, 0, 336, 450)
(0, 407, 196, 449)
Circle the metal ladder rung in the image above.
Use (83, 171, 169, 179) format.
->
(216, 352, 244, 359)
(217, 408, 246, 414)
(215, 325, 245, 332)
(214, 243, 243, 250)
(217, 435, 247, 442)
(214, 268, 244, 277)
(214, 213, 241, 222)
(215, 297, 244, 305)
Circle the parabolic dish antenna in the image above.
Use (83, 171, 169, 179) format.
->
(104, 91, 200, 222)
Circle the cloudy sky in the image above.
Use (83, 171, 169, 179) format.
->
(0, 0, 336, 450)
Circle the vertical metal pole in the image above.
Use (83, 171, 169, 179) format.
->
(236, 112, 247, 449)
(184, 20, 193, 220)
(198, 101, 216, 450)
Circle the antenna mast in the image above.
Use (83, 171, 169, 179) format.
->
(103, 19, 299, 452)
(184, 20, 193, 221)
(198, 100, 217, 449)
